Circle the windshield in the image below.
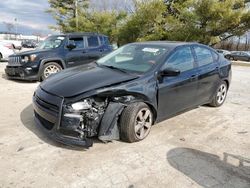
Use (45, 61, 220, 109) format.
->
(37, 36, 65, 50)
(97, 44, 169, 73)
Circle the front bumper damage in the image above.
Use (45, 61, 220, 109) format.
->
(32, 87, 127, 148)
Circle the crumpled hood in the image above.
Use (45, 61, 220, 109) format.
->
(40, 64, 139, 98)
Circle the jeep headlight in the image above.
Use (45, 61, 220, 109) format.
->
(22, 56, 29, 63)
(22, 54, 37, 63)
(30, 54, 37, 62)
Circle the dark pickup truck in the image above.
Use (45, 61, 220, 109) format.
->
(5, 32, 112, 81)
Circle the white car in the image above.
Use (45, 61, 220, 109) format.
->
(0, 42, 15, 61)
(1, 40, 22, 50)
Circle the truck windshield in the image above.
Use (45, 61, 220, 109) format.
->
(37, 36, 65, 50)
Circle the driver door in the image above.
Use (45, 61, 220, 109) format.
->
(157, 46, 199, 121)
(65, 37, 89, 67)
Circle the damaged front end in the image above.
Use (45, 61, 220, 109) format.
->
(59, 95, 135, 147)
(33, 82, 144, 148)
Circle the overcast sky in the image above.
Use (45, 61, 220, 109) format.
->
(0, 0, 133, 36)
(0, 0, 56, 35)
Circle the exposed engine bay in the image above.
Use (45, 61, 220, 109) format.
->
(61, 96, 131, 143)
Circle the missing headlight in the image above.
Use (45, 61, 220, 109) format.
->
(61, 97, 108, 138)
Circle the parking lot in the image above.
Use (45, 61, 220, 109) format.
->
(0, 62, 249, 187)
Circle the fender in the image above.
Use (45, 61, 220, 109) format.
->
(38, 58, 67, 76)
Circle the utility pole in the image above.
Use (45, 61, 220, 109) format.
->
(14, 18, 17, 39)
(75, 0, 78, 31)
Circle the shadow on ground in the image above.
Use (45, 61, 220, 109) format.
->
(167, 148, 250, 188)
(20, 104, 104, 151)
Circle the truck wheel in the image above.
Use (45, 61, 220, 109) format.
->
(120, 102, 153, 143)
(209, 81, 228, 107)
(41, 62, 62, 81)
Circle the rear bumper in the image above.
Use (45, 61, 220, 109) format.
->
(5, 65, 39, 80)
(32, 91, 93, 148)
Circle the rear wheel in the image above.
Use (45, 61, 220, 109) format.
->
(41, 62, 62, 81)
(120, 102, 153, 143)
(209, 81, 228, 107)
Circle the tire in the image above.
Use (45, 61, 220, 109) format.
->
(0, 53, 2, 62)
(120, 102, 153, 143)
(41, 62, 62, 81)
(229, 57, 234, 61)
(209, 81, 228, 107)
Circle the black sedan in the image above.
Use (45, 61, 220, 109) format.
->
(33, 41, 231, 148)
(225, 51, 250, 61)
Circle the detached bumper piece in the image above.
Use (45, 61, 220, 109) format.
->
(32, 87, 93, 148)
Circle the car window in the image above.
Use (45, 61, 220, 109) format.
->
(104, 37, 110, 45)
(241, 52, 248, 56)
(37, 36, 64, 50)
(163, 47, 195, 72)
(69, 37, 84, 49)
(87, 36, 99, 47)
(100, 36, 110, 45)
(97, 44, 168, 73)
(194, 46, 214, 66)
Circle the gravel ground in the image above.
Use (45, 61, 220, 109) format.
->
(0, 63, 249, 188)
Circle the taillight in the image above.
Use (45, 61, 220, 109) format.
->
(4, 44, 13, 49)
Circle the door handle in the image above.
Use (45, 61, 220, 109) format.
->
(190, 74, 198, 81)
(99, 49, 104, 52)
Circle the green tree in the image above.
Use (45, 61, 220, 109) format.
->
(164, 0, 250, 45)
(118, 0, 166, 45)
(47, 0, 89, 32)
(119, 0, 250, 45)
(47, 0, 127, 43)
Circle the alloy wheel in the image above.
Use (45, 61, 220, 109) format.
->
(216, 84, 227, 105)
(134, 108, 152, 140)
(44, 65, 61, 78)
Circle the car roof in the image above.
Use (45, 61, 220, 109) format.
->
(53, 32, 108, 38)
(131, 41, 200, 49)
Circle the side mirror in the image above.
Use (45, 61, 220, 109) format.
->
(160, 68, 180, 77)
(67, 41, 76, 50)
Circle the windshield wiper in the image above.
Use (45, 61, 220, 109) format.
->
(102, 65, 128, 74)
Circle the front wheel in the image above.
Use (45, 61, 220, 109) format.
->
(209, 81, 228, 107)
(41, 62, 62, 81)
(120, 102, 153, 143)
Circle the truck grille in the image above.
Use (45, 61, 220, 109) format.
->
(8, 56, 22, 66)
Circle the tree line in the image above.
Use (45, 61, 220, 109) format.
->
(47, 0, 250, 48)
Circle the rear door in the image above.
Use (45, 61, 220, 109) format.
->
(194, 45, 220, 105)
(240, 52, 249, 61)
(234, 52, 241, 60)
(157, 46, 199, 121)
(84, 35, 103, 62)
(65, 36, 89, 67)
